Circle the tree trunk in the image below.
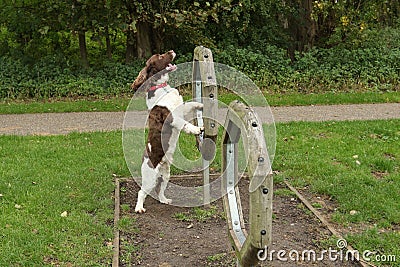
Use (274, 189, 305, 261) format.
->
(287, 0, 316, 60)
(78, 31, 89, 68)
(136, 21, 152, 59)
(152, 29, 163, 53)
(125, 29, 135, 64)
(105, 26, 112, 60)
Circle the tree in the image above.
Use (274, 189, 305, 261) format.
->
(285, 0, 317, 59)
(0, 0, 50, 59)
(120, 0, 241, 61)
(311, 0, 400, 48)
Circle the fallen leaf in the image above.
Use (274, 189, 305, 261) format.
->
(60, 211, 68, 217)
(186, 223, 194, 229)
(15, 204, 22, 209)
(105, 241, 113, 249)
(350, 210, 358, 215)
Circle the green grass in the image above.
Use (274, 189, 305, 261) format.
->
(275, 120, 400, 225)
(173, 206, 221, 223)
(273, 188, 297, 197)
(0, 132, 129, 266)
(1, 91, 399, 114)
(274, 119, 400, 266)
(0, 97, 131, 114)
(1, 119, 399, 266)
(264, 91, 400, 106)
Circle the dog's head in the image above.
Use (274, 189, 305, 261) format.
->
(131, 50, 177, 91)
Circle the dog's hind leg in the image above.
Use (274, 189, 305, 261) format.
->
(135, 189, 148, 214)
(135, 159, 158, 213)
(158, 163, 172, 205)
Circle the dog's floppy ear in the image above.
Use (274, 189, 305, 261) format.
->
(131, 55, 159, 90)
(131, 66, 148, 91)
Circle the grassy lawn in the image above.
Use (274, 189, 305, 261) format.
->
(274, 119, 400, 266)
(0, 132, 129, 266)
(0, 91, 399, 114)
(1, 119, 399, 266)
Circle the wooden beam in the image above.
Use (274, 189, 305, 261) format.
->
(193, 46, 219, 207)
(222, 100, 273, 267)
(193, 46, 218, 138)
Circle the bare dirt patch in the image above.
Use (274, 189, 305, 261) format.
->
(118, 176, 360, 266)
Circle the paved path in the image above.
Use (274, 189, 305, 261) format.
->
(0, 103, 399, 135)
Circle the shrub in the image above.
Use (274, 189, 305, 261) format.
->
(1, 43, 399, 100)
(0, 56, 143, 99)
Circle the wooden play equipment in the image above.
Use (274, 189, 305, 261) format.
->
(192, 46, 218, 206)
(222, 100, 273, 266)
(192, 46, 273, 266)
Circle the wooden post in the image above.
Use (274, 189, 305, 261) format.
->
(222, 100, 273, 267)
(193, 46, 218, 207)
(193, 46, 218, 139)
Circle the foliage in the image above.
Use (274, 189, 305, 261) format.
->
(1, 37, 400, 100)
(1, 0, 399, 60)
(0, 0, 400, 99)
(312, 0, 400, 47)
(0, 55, 142, 99)
(217, 35, 400, 93)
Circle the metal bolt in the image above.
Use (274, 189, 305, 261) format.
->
(258, 157, 264, 163)
(229, 190, 234, 194)
(210, 123, 215, 128)
(209, 93, 214, 98)
(261, 230, 267, 235)
(252, 122, 258, 127)
(204, 54, 209, 58)
(262, 188, 269, 194)
(208, 76, 213, 80)
(234, 221, 239, 225)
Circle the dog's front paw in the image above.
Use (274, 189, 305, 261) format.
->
(199, 126, 205, 134)
(184, 124, 204, 135)
(194, 102, 203, 110)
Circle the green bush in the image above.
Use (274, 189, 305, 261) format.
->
(1, 43, 399, 100)
(0, 56, 143, 99)
(214, 45, 400, 93)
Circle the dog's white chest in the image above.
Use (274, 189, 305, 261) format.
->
(146, 87, 183, 111)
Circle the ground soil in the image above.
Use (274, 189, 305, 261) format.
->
(119, 176, 360, 267)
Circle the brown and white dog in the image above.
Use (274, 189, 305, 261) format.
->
(131, 50, 203, 213)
